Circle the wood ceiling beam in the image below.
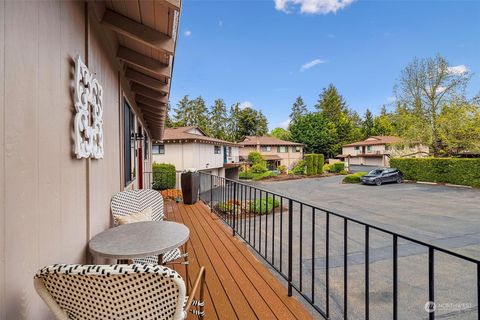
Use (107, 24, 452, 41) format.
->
(137, 103, 166, 116)
(160, 0, 181, 10)
(131, 82, 167, 101)
(125, 68, 169, 93)
(136, 94, 168, 108)
(102, 9, 174, 54)
(117, 46, 171, 78)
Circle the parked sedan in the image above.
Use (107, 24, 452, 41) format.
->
(361, 168, 403, 186)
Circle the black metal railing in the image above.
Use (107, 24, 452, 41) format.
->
(143, 171, 182, 199)
(196, 171, 480, 320)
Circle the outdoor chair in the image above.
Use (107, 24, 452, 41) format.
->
(34, 263, 206, 320)
(111, 189, 188, 266)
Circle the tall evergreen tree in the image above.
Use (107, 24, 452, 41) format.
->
(209, 99, 228, 140)
(362, 109, 374, 137)
(235, 107, 268, 142)
(226, 103, 240, 142)
(315, 84, 348, 122)
(289, 96, 308, 124)
(172, 95, 191, 127)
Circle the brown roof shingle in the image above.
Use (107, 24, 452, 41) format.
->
(343, 136, 402, 147)
(161, 127, 238, 146)
(239, 136, 304, 146)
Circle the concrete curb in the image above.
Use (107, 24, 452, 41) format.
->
(405, 180, 473, 189)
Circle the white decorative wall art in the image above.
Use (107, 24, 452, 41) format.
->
(73, 55, 104, 159)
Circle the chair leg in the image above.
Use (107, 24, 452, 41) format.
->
(184, 242, 189, 295)
(199, 268, 206, 318)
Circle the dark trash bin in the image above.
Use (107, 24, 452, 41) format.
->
(181, 171, 199, 205)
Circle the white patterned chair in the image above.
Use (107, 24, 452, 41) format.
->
(111, 189, 187, 265)
(34, 263, 206, 320)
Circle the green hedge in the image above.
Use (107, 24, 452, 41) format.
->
(305, 154, 316, 175)
(343, 172, 367, 183)
(390, 158, 480, 187)
(239, 171, 254, 179)
(152, 163, 176, 190)
(317, 154, 325, 174)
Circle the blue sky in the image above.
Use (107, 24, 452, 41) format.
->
(170, 0, 480, 130)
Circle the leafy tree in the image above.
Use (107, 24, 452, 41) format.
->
(362, 109, 374, 137)
(394, 54, 471, 154)
(270, 127, 291, 141)
(289, 96, 308, 124)
(372, 107, 395, 136)
(234, 107, 268, 142)
(209, 99, 228, 140)
(289, 112, 337, 157)
(165, 103, 173, 128)
(437, 101, 480, 155)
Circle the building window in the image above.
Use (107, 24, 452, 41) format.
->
(124, 101, 136, 186)
(152, 144, 165, 155)
(227, 146, 232, 157)
(367, 146, 373, 152)
(354, 146, 360, 151)
(260, 146, 271, 152)
(277, 146, 288, 153)
(293, 146, 301, 153)
(214, 145, 222, 154)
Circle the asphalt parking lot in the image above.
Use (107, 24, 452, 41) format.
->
(247, 176, 480, 319)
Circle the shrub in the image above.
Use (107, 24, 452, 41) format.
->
(323, 163, 332, 172)
(248, 152, 264, 165)
(305, 154, 317, 175)
(317, 154, 325, 174)
(278, 165, 287, 173)
(249, 196, 280, 215)
(251, 163, 268, 174)
(239, 171, 254, 179)
(390, 158, 480, 187)
(339, 169, 348, 175)
(251, 171, 276, 181)
(152, 163, 176, 190)
(330, 162, 345, 173)
(343, 172, 368, 183)
(216, 202, 235, 214)
(292, 160, 306, 175)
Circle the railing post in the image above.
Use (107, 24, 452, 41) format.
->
(210, 174, 213, 212)
(288, 199, 293, 297)
(232, 181, 237, 237)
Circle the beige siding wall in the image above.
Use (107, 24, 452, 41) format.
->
(152, 143, 225, 171)
(0, 2, 149, 318)
(239, 145, 303, 168)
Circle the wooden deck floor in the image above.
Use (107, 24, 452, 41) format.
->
(164, 200, 314, 320)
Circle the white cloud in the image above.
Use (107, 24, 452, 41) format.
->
(274, 0, 355, 14)
(447, 64, 469, 75)
(279, 119, 291, 129)
(300, 59, 327, 71)
(184, 30, 192, 37)
(239, 101, 253, 109)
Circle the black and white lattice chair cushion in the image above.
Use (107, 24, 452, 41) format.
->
(111, 189, 165, 222)
(34, 264, 188, 320)
(111, 190, 182, 265)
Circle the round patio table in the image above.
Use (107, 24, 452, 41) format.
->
(89, 221, 189, 264)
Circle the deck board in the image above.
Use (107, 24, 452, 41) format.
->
(164, 200, 314, 320)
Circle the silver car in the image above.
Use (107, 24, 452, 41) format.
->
(361, 168, 403, 186)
